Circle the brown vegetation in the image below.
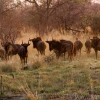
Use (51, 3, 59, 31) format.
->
(1, 0, 100, 99)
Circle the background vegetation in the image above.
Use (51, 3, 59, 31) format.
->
(0, 0, 100, 100)
(0, 0, 100, 42)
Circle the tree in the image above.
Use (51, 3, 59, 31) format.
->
(24, 0, 92, 35)
(81, 3, 100, 35)
(0, 0, 23, 43)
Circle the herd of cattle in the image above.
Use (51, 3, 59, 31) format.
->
(0, 36, 100, 64)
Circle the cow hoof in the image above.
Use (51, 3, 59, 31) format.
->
(21, 65, 29, 70)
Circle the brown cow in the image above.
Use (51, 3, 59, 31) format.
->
(73, 38, 83, 56)
(90, 36, 100, 59)
(29, 37, 46, 55)
(1, 42, 10, 60)
(18, 41, 30, 64)
(1, 42, 21, 60)
(46, 39, 73, 60)
(85, 38, 92, 55)
(0, 49, 5, 60)
(8, 44, 21, 57)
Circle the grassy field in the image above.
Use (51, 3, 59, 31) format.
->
(0, 30, 100, 100)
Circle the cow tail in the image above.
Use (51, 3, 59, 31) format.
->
(72, 44, 74, 57)
(73, 45, 76, 56)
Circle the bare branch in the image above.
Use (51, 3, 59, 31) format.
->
(0, 4, 20, 16)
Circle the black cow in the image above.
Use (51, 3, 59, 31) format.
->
(73, 38, 83, 56)
(60, 39, 74, 57)
(29, 37, 46, 55)
(46, 40, 73, 60)
(85, 38, 92, 55)
(90, 36, 100, 59)
(18, 41, 30, 64)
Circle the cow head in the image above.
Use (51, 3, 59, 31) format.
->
(46, 40, 53, 51)
(90, 37, 100, 48)
(29, 37, 42, 48)
(46, 40, 60, 51)
(21, 40, 30, 52)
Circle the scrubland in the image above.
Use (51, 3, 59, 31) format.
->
(0, 30, 100, 100)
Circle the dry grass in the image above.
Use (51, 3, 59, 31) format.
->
(0, 30, 100, 100)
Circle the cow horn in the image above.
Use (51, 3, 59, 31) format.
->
(52, 37, 53, 40)
(29, 38, 32, 41)
(28, 40, 29, 44)
(1, 42, 4, 47)
(22, 40, 23, 44)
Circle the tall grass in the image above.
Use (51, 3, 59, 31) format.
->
(0, 30, 100, 99)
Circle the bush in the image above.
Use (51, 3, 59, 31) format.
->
(0, 62, 18, 72)
(31, 61, 41, 69)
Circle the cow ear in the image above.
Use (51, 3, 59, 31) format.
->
(29, 38, 31, 41)
(1, 42, 4, 47)
(90, 39, 93, 41)
(46, 41, 51, 43)
(29, 38, 33, 41)
(28, 39, 30, 44)
(22, 40, 23, 44)
(45, 41, 49, 43)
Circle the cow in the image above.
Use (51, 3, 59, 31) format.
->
(1, 42, 10, 60)
(0, 49, 5, 60)
(73, 38, 83, 56)
(8, 44, 21, 57)
(46, 39, 73, 60)
(60, 39, 74, 57)
(90, 36, 100, 59)
(1, 42, 21, 60)
(18, 41, 30, 64)
(29, 37, 46, 55)
(85, 38, 92, 55)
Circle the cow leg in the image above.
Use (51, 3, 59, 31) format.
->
(10, 55, 12, 59)
(20, 58, 22, 63)
(20, 57, 23, 64)
(38, 51, 40, 56)
(58, 52, 61, 59)
(6, 54, 9, 60)
(44, 51, 45, 55)
(40, 51, 42, 55)
(8, 55, 9, 60)
(95, 50, 98, 59)
(64, 52, 66, 60)
(56, 52, 59, 59)
(26, 57, 27, 64)
(89, 48, 91, 55)
(87, 48, 89, 54)
(88, 48, 90, 56)
(7, 54, 10, 60)
(68, 51, 72, 61)
(56, 53, 58, 59)
(73, 48, 76, 56)
(42, 51, 45, 55)
(80, 49, 81, 55)
(5, 54, 7, 61)
(24, 57, 26, 64)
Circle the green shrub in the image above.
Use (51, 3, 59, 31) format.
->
(0, 63, 17, 72)
(31, 61, 41, 69)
